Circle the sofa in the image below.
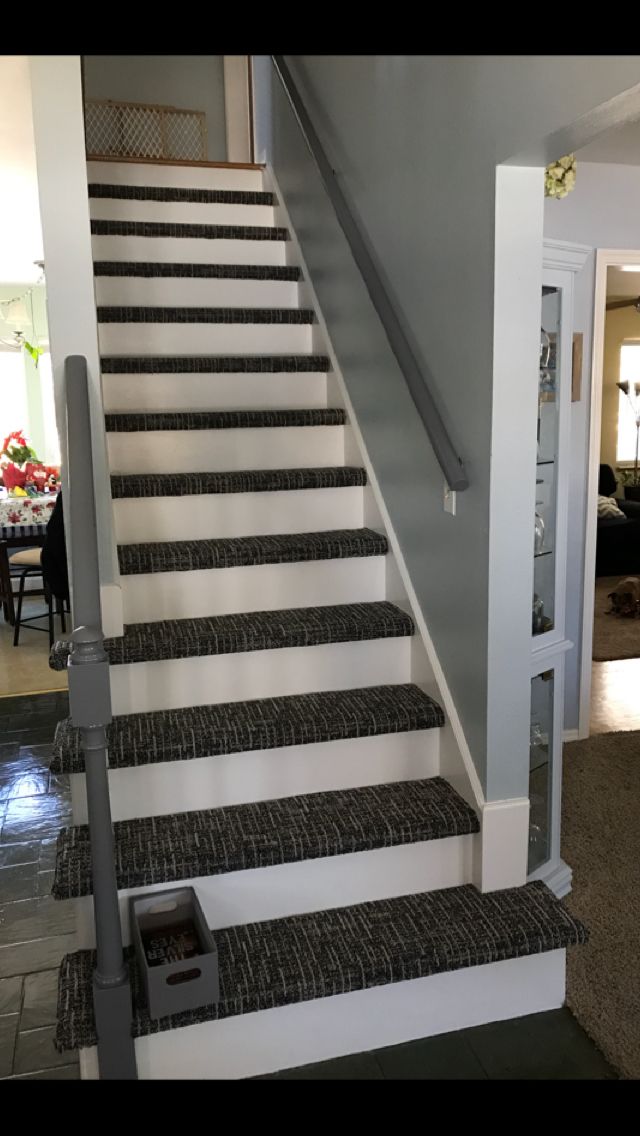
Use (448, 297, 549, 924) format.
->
(596, 464, 640, 576)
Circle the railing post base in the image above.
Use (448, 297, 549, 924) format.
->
(93, 975, 137, 1080)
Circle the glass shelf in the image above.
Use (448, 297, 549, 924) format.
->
(534, 286, 561, 638)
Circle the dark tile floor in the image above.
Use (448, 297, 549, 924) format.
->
(0, 689, 79, 1080)
(266, 1008, 616, 1079)
(0, 691, 619, 1082)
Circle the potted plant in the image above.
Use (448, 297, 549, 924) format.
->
(0, 431, 41, 494)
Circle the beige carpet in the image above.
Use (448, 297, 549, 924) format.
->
(592, 576, 640, 661)
(562, 730, 640, 1079)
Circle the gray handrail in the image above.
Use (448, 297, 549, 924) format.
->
(271, 55, 469, 493)
(65, 355, 137, 1080)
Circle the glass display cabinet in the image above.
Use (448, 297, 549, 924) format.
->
(528, 239, 588, 896)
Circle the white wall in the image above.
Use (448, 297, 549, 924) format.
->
(270, 56, 640, 799)
(83, 56, 227, 162)
(29, 55, 122, 636)
(543, 160, 640, 730)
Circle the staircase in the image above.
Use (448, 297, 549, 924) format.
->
(50, 159, 585, 1079)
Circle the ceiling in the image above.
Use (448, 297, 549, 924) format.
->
(0, 57, 43, 284)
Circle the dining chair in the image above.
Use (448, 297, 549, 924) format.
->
(9, 547, 67, 647)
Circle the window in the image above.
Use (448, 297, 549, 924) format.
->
(0, 351, 29, 448)
(617, 343, 640, 463)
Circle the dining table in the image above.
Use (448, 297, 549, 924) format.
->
(0, 492, 58, 624)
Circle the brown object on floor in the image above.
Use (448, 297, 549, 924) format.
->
(592, 576, 640, 661)
(562, 730, 640, 1079)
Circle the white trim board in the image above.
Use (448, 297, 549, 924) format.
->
(579, 248, 640, 739)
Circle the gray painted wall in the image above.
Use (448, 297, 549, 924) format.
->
(269, 56, 640, 797)
(83, 56, 227, 162)
(544, 160, 640, 730)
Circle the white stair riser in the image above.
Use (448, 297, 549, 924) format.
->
(120, 557, 386, 623)
(95, 276, 300, 309)
(70, 730, 440, 823)
(74, 835, 476, 950)
(79, 951, 565, 1080)
(113, 487, 364, 543)
(102, 372, 328, 413)
(90, 198, 276, 227)
(98, 321, 312, 356)
(110, 637, 412, 715)
(87, 161, 265, 191)
(107, 426, 345, 474)
(91, 235, 287, 265)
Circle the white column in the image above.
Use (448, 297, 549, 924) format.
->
(28, 55, 123, 636)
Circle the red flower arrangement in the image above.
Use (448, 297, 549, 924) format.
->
(1, 431, 39, 466)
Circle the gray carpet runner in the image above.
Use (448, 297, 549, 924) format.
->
(105, 408, 343, 432)
(117, 528, 386, 576)
(110, 466, 367, 499)
(51, 683, 443, 775)
(54, 881, 587, 1051)
(101, 354, 330, 373)
(53, 777, 480, 900)
(49, 600, 414, 670)
(91, 219, 288, 241)
(94, 262, 301, 280)
(97, 306, 314, 324)
(88, 184, 275, 205)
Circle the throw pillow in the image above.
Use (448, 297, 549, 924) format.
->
(598, 494, 625, 519)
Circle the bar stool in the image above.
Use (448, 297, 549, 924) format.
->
(9, 547, 67, 647)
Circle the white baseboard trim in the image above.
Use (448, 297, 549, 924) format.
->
(563, 728, 580, 742)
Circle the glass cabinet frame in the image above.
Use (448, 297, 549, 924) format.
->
(527, 239, 589, 896)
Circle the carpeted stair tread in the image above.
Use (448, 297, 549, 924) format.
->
(91, 219, 288, 241)
(97, 306, 314, 324)
(48, 600, 414, 671)
(49, 600, 413, 670)
(51, 683, 443, 775)
(54, 880, 587, 1052)
(105, 408, 344, 432)
(53, 777, 479, 900)
(101, 354, 330, 374)
(89, 184, 275, 205)
(117, 527, 387, 575)
(110, 466, 367, 499)
(94, 262, 301, 280)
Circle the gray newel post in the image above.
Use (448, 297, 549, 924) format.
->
(65, 355, 137, 1080)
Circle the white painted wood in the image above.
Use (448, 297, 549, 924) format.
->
(70, 728, 440, 823)
(90, 235, 287, 265)
(102, 370, 328, 413)
(224, 56, 252, 164)
(89, 198, 275, 227)
(78, 950, 566, 1080)
(579, 248, 640, 739)
(97, 320, 312, 356)
(87, 160, 264, 191)
(120, 556, 386, 623)
(100, 582, 123, 639)
(529, 857, 573, 899)
(475, 797, 530, 892)
(107, 425, 345, 473)
(94, 276, 300, 309)
(75, 835, 476, 950)
(109, 636, 412, 716)
(113, 486, 364, 542)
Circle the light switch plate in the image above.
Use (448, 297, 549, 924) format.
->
(443, 483, 457, 516)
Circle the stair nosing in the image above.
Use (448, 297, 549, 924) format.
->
(91, 219, 288, 241)
(88, 184, 275, 206)
(51, 683, 443, 775)
(100, 354, 330, 374)
(94, 263, 301, 281)
(54, 881, 588, 1053)
(97, 306, 315, 324)
(104, 408, 345, 431)
(52, 776, 480, 901)
(116, 527, 387, 576)
(110, 467, 367, 499)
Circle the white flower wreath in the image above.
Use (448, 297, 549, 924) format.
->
(544, 154, 576, 200)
